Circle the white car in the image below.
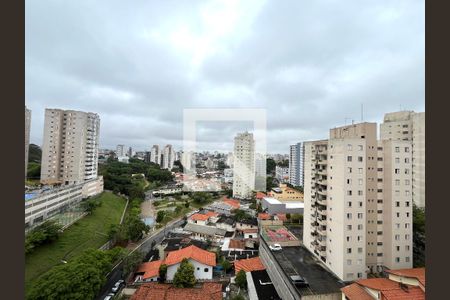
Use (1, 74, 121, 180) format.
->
(104, 293, 115, 300)
(269, 244, 282, 251)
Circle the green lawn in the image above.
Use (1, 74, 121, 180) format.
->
(25, 191, 126, 293)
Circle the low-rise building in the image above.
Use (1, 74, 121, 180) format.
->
(165, 245, 216, 281)
(216, 215, 235, 232)
(234, 256, 266, 273)
(183, 223, 227, 242)
(269, 183, 304, 201)
(275, 166, 290, 183)
(236, 218, 258, 231)
(261, 197, 304, 215)
(341, 268, 425, 299)
(134, 260, 162, 282)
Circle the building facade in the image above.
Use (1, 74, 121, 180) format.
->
(40, 109, 100, 185)
(275, 166, 289, 183)
(303, 122, 413, 282)
(289, 142, 304, 187)
(162, 144, 175, 170)
(380, 111, 425, 208)
(25, 106, 31, 178)
(116, 144, 126, 157)
(150, 144, 161, 166)
(233, 132, 255, 199)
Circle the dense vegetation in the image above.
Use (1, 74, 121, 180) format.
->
(235, 270, 247, 289)
(100, 158, 173, 196)
(108, 198, 150, 243)
(266, 158, 276, 175)
(25, 221, 62, 255)
(276, 159, 289, 167)
(413, 204, 425, 267)
(25, 192, 126, 293)
(27, 248, 124, 300)
(28, 144, 42, 163)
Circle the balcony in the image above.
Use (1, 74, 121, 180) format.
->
(311, 221, 319, 227)
(318, 189, 327, 196)
(317, 198, 327, 206)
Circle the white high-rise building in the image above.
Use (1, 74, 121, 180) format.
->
(162, 144, 175, 170)
(275, 166, 289, 183)
(233, 132, 255, 199)
(303, 122, 413, 282)
(25, 106, 31, 178)
(380, 111, 425, 208)
(40, 109, 100, 185)
(289, 142, 304, 187)
(150, 145, 161, 166)
(116, 144, 126, 157)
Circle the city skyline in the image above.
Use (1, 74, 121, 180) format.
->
(26, 0, 424, 153)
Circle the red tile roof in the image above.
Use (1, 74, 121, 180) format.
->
(234, 257, 266, 273)
(341, 283, 373, 300)
(258, 213, 270, 220)
(205, 211, 219, 218)
(190, 213, 210, 221)
(344, 277, 426, 300)
(223, 197, 240, 209)
(136, 260, 163, 280)
(256, 192, 266, 199)
(164, 245, 216, 267)
(130, 282, 222, 300)
(386, 268, 426, 287)
(381, 286, 425, 300)
(229, 239, 245, 250)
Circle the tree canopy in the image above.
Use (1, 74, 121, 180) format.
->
(173, 258, 196, 288)
(27, 247, 123, 300)
(235, 269, 247, 289)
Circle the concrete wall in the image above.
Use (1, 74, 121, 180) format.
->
(166, 259, 213, 281)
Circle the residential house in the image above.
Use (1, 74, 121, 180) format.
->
(129, 282, 222, 300)
(134, 260, 162, 283)
(183, 223, 227, 242)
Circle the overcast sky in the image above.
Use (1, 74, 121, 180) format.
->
(26, 0, 424, 154)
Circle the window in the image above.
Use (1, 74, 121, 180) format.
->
(395, 234, 400, 240)
(358, 247, 363, 253)
(347, 190, 352, 196)
(347, 225, 352, 230)
(357, 272, 363, 279)
(395, 158, 400, 163)
(395, 179, 400, 186)
(357, 259, 363, 265)
(347, 213, 352, 220)
(405, 234, 410, 240)
(358, 168, 363, 174)
(377, 253, 383, 257)
(347, 248, 352, 254)
(347, 179, 352, 184)
(197, 267, 200, 270)
(347, 156, 352, 162)
(396, 223, 400, 229)
(204, 268, 209, 272)
(395, 168, 400, 174)
(405, 179, 410, 185)
(406, 245, 410, 251)
(347, 273, 354, 279)
(405, 169, 410, 174)
(358, 224, 363, 230)
(348, 167, 352, 173)
(358, 145, 363, 151)
(357, 213, 363, 219)
(405, 147, 410, 152)
(396, 246, 400, 251)
(347, 259, 352, 266)
(347, 144, 353, 151)
(358, 179, 363, 185)
(406, 257, 410, 262)
(358, 156, 363, 162)
(357, 236, 362, 241)
(347, 201, 352, 207)
(405, 158, 410, 163)
(395, 257, 400, 263)
(406, 201, 410, 207)
(346, 236, 351, 242)
(396, 201, 400, 207)
(359, 201, 363, 207)
(395, 147, 400, 152)
(358, 190, 363, 196)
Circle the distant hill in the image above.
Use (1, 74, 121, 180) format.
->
(28, 144, 42, 163)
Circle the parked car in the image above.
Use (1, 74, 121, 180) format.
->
(111, 280, 125, 292)
(104, 293, 115, 300)
(290, 275, 309, 287)
(269, 244, 282, 251)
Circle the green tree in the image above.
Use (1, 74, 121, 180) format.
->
(413, 204, 425, 267)
(291, 213, 303, 224)
(124, 217, 150, 241)
(233, 209, 251, 221)
(156, 210, 166, 223)
(159, 264, 168, 283)
(266, 176, 276, 192)
(232, 295, 245, 300)
(235, 269, 247, 289)
(184, 201, 190, 208)
(175, 205, 183, 214)
(266, 158, 276, 174)
(191, 192, 213, 205)
(173, 258, 196, 288)
(286, 213, 291, 222)
(221, 258, 232, 273)
(27, 248, 122, 300)
(123, 250, 144, 276)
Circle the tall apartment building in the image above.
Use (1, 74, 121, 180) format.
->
(233, 132, 255, 199)
(150, 145, 161, 166)
(25, 106, 31, 178)
(40, 109, 100, 185)
(303, 122, 412, 282)
(116, 144, 126, 157)
(128, 146, 133, 157)
(275, 166, 289, 183)
(162, 144, 175, 170)
(289, 142, 304, 187)
(380, 111, 425, 208)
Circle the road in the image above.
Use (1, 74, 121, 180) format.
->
(95, 212, 184, 300)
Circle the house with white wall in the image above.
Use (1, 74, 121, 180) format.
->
(164, 245, 216, 281)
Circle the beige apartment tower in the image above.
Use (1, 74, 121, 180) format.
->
(303, 122, 413, 282)
(380, 111, 425, 208)
(40, 109, 100, 185)
(25, 106, 31, 178)
(233, 132, 255, 199)
(150, 145, 161, 166)
(162, 144, 175, 170)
